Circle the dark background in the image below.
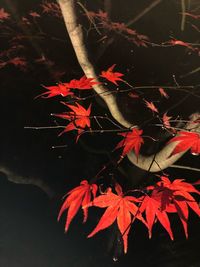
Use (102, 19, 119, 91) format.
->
(0, 0, 200, 266)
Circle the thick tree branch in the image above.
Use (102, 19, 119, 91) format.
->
(58, 0, 131, 128)
(57, 0, 200, 172)
(0, 165, 54, 198)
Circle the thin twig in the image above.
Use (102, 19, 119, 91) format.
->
(126, 0, 163, 27)
(181, 0, 186, 31)
(24, 126, 65, 130)
(170, 164, 200, 172)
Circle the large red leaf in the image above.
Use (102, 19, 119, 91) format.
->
(87, 183, 146, 253)
(58, 180, 97, 232)
(146, 176, 200, 238)
(168, 131, 200, 156)
(140, 195, 174, 240)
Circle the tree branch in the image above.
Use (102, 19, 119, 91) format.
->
(0, 165, 54, 198)
(57, 0, 200, 172)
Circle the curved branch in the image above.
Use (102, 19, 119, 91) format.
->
(127, 113, 200, 172)
(0, 165, 54, 198)
(57, 0, 200, 172)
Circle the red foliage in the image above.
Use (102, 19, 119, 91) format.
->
(29, 11, 41, 18)
(64, 75, 100, 90)
(143, 176, 200, 239)
(86, 183, 146, 254)
(40, 1, 61, 17)
(0, 8, 10, 21)
(144, 100, 159, 113)
(168, 131, 200, 156)
(36, 83, 74, 98)
(100, 64, 124, 85)
(159, 87, 169, 98)
(53, 102, 91, 139)
(167, 39, 199, 54)
(58, 180, 97, 232)
(162, 112, 172, 129)
(87, 10, 149, 47)
(115, 128, 144, 157)
(140, 194, 173, 240)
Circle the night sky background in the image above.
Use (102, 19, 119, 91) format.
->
(0, 0, 200, 266)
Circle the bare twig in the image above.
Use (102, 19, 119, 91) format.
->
(180, 66, 200, 78)
(181, 0, 186, 31)
(126, 0, 163, 27)
(170, 164, 200, 172)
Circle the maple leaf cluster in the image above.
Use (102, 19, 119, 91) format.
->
(37, 76, 99, 99)
(53, 102, 91, 140)
(143, 177, 200, 239)
(40, 1, 61, 18)
(36, 64, 200, 160)
(87, 10, 149, 47)
(58, 177, 200, 254)
(36, 65, 126, 139)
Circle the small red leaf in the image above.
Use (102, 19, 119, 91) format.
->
(65, 75, 100, 90)
(159, 88, 169, 98)
(36, 83, 74, 99)
(53, 102, 91, 139)
(162, 112, 172, 129)
(144, 100, 158, 113)
(100, 64, 124, 85)
(58, 180, 97, 232)
(115, 128, 144, 157)
(0, 8, 10, 21)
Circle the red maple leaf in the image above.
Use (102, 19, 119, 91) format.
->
(86, 183, 146, 253)
(167, 39, 195, 51)
(100, 64, 124, 85)
(53, 102, 91, 138)
(168, 131, 200, 156)
(65, 75, 100, 90)
(9, 57, 27, 68)
(0, 8, 10, 21)
(147, 176, 200, 238)
(40, 2, 61, 17)
(128, 91, 140, 98)
(115, 128, 144, 157)
(29, 11, 41, 18)
(139, 194, 174, 240)
(159, 87, 169, 98)
(36, 83, 74, 99)
(58, 180, 97, 232)
(182, 12, 200, 20)
(162, 112, 172, 129)
(144, 100, 158, 113)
